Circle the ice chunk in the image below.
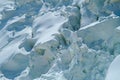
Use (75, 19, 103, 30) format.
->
(0, 53, 29, 79)
(77, 17, 120, 49)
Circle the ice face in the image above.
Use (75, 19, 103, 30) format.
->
(0, 0, 120, 80)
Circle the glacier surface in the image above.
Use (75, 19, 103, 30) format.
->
(0, 0, 120, 80)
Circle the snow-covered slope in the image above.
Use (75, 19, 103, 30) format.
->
(0, 0, 120, 80)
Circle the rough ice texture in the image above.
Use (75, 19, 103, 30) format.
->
(0, 0, 120, 80)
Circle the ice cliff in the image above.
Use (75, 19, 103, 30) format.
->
(0, 0, 120, 80)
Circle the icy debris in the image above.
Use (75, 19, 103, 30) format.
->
(75, 0, 120, 26)
(0, 0, 120, 80)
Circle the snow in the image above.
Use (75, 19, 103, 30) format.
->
(116, 26, 120, 30)
(0, 0, 120, 80)
(0, 35, 26, 65)
(36, 22, 63, 44)
(105, 55, 120, 80)
(0, 0, 15, 12)
(5, 15, 26, 28)
(79, 21, 100, 30)
(33, 12, 67, 44)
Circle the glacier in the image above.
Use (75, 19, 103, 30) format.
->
(0, 0, 120, 80)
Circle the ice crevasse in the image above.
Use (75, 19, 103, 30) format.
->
(0, 0, 120, 80)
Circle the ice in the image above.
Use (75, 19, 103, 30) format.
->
(0, 0, 15, 12)
(77, 17, 120, 49)
(0, 0, 120, 80)
(0, 53, 29, 79)
(116, 26, 120, 30)
(105, 55, 120, 80)
(33, 12, 67, 44)
(0, 35, 26, 65)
